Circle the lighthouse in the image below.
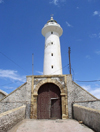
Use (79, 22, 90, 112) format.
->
(42, 17, 63, 75)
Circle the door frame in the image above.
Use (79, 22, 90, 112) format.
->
(30, 77, 68, 119)
(37, 84, 61, 119)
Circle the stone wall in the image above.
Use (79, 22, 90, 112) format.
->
(0, 105, 26, 132)
(30, 75, 68, 119)
(0, 74, 98, 120)
(34, 75, 65, 90)
(74, 100, 100, 110)
(73, 104, 100, 132)
(67, 75, 97, 118)
(0, 93, 5, 100)
(0, 78, 32, 118)
(0, 90, 8, 100)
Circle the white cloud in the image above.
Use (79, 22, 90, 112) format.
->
(93, 11, 100, 16)
(82, 85, 91, 91)
(95, 50, 100, 55)
(66, 21, 73, 27)
(0, 69, 26, 82)
(50, 0, 58, 5)
(0, 0, 3, 3)
(89, 33, 97, 38)
(36, 71, 43, 75)
(76, 7, 79, 9)
(89, 33, 100, 39)
(50, 0, 66, 5)
(82, 85, 100, 99)
(86, 55, 91, 59)
(3, 86, 15, 90)
(53, 0, 58, 5)
(93, 11, 99, 15)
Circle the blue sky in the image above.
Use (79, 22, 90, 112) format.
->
(0, 0, 100, 98)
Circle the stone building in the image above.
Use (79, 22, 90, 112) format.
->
(0, 89, 8, 100)
(0, 17, 100, 132)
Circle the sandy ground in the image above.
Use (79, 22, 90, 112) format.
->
(8, 119, 95, 132)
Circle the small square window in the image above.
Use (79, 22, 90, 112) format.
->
(51, 32, 53, 34)
(51, 65, 53, 69)
(51, 53, 53, 56)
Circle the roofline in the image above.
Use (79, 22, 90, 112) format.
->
(0, 89, 8, 96)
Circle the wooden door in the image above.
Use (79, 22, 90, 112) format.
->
(37, 83, 61, 119)
(51, 99, 61, 119)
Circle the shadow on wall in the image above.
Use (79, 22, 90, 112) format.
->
(72, 101, 100, 132)
(0, 105, 26, 132)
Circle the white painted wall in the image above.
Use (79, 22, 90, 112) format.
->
(42, 20, 63, 75)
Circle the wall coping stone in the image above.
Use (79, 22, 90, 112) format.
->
(0, 82, 27, 102)
(0, 90, 8, 96)
(73, 100, 100, 103)
(73, 104, 100, 113)
(0, 105, 26, 117)
(26, 74, 71, 78)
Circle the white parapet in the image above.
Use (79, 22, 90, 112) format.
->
(42, 17, 63, 75)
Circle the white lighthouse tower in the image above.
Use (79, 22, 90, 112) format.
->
(42, 17, 63, 75)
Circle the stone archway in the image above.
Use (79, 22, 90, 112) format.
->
(31, 78, 68, 119)
(37, 83, 62, 119)
(34, 78, 64, 94)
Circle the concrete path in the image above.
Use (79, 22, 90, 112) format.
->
(9, 119, 94, 132)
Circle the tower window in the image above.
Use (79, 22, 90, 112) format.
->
(51, 53, 53, 56)
(51, 65, 53, 69)
(51, 42, 53, 44)
(51, 32, 53, 34)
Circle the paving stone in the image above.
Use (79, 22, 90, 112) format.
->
(9, 119, 94, 132)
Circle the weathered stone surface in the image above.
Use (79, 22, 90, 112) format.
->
(0, 93, 5, 100)
(73, 104, 100, 132)
(30, 75, 68, 119)
(0, 89, 8, 100)
(0, 105, 26, 132)
(67, 75, 97, 118)
(9, 119, 94, 132)
(75, 100, 100, 110)
(0, 74, 98, 120)
(0, 82, 31, 118)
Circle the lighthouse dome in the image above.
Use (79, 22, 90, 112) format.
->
(47, 17, 57, 23)
(42, 17, 63, 37)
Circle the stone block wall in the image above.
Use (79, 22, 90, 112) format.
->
(0, 90, 8, 100)
(73, 104, 100, 132)
(30, 75, 68, 119)
(34, 76, 65, 90)
(0, 80, 32, 118)
(0, 93, 5, 100)
(0, 105, 26, 132)
(75, 100, 100, 110)
(67, 75, 97, 118)
(0, 74, 98, 120)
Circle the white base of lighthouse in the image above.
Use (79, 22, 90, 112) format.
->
(43, 31, 62, 75)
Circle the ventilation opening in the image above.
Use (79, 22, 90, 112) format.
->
(51, 32, 53, 34)
(51, 53, 53, 56)
(51, 65, 53, 69)
(51, 42, 53, 44)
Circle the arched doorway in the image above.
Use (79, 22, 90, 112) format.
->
(37, 83, 62, 119)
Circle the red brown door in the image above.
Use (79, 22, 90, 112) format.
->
(37, 83, 61, 119)
(51, 99, 61, 119)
